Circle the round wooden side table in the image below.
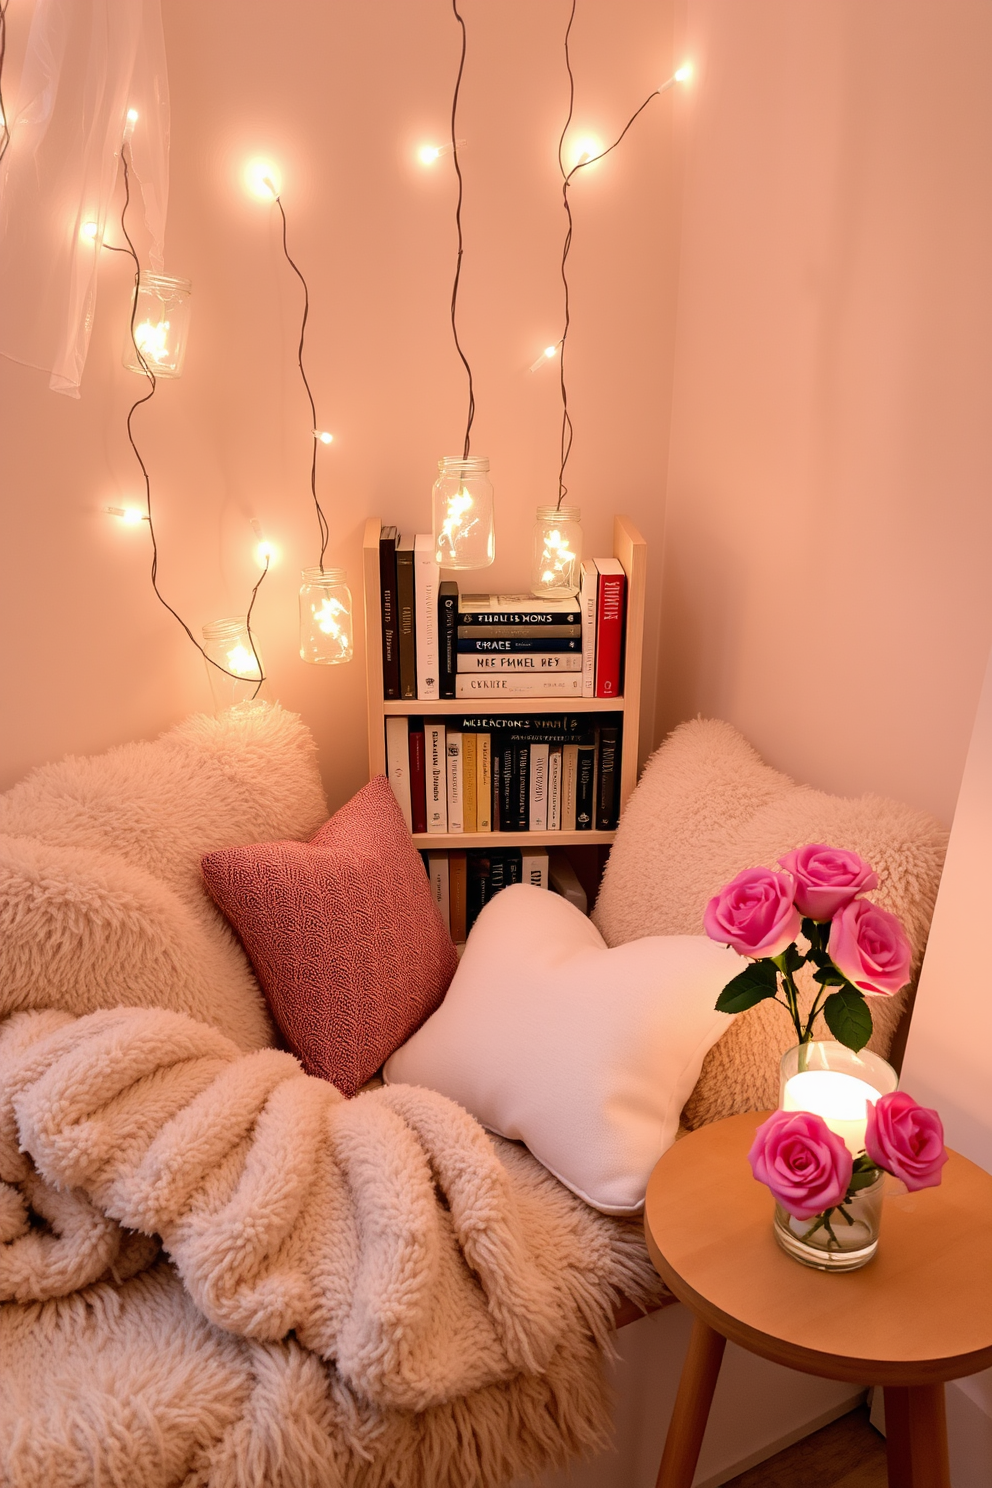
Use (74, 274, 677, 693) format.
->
(644, 1112, 992, 1488)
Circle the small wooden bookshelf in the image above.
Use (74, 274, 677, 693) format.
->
(362, 515, 647, 852)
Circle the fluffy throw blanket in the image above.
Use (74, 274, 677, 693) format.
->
(0, 1004, 664, 1486)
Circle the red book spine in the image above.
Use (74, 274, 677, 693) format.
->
(409, 725, 427, 834)
(594, 570, 626, 698)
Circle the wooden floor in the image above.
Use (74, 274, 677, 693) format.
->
(723, 1406, 887, 1488)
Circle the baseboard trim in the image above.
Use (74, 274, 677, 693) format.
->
(692, 1391, 867, 1488)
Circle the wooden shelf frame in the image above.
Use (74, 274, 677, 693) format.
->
(363, 514, 647, 850)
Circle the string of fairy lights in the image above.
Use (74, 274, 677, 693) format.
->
(1, 0, 691, 695)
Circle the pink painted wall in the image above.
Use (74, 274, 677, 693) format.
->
(0, 0, 681, 805)
(657, 0, 992, 826)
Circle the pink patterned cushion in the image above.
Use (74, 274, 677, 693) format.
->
(201, 775, 458, 1096)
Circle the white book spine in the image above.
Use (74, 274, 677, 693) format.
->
(580, 559, 598, 699)
(455, 674, 583, 698)
(446, 731, 463, 833)
(414, 534, 440, 701)
(426, 723, 448, 832)
(561, 744, 579, 830)
(528, 743, 549, 831)
(427, 853, 451, 931)
(548, 745, 562, 831)
(457, 654, 582, 672)
(385, 717, 412, 831)
(521, 848, 549, 890)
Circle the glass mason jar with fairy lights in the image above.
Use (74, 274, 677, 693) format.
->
(122, 272, 192, 378)
(299, 568, 354, 665)
(201, 617, 263, 713)
(432, 456, 495, 569)
(531, 505, 582, 598)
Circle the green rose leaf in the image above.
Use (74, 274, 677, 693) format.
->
(715, 960, 779, 1014)
(813, 966, 847, 986)
(822, 988, 873, 1052)
(847, 1166, 882, 1193)
(800, 917, 822, 949)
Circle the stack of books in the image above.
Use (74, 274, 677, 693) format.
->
(421, 846, 549, 941)
(378, 528, 627, 699)
(386, 712, 622, 835)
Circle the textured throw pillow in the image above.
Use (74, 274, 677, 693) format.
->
(592, 718, 949, 1127)
(0, 704, 328, 1051)
(201, 775, 458, 1097)
(384, 883, 743, 1214)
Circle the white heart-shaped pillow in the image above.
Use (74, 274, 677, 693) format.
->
(384, 884, 743, 1213)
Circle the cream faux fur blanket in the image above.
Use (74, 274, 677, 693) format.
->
(0, 1003, 664, 1484)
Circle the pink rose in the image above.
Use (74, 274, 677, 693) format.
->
(777, 844, 879, 921)
(866, 1091, 948, 1191)
(704, 867, 801, 959)
(748, 1110, 853, 1221)
(828, 898, 912, 996)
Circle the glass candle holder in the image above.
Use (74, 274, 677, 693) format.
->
(299, 567, 354, 665)
(773, 1171, 886, 1273)
(432, 456, 495, 569)
(779, 1042, 898, 1157)
(122, 272, 192, 378)
(201, 617, 263, 712)
(531, 505, 581, 598)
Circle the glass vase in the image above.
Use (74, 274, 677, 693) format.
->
(531, 505, 581, 598)
(774, 1040, 898, 1271)
(122, 272, 193, 378)
(299, 568, 354, 665)
(201, 617, 263, 712)
(773, 1172, 886, 1272)
(432, 456, 495, 569)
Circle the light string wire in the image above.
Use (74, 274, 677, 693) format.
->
(116, 144, 268, 696)
(449, 0, 475, 459)
(0, 0, 11, 168)
(268, 184, 332, 568)
(556, 4, 676, 509)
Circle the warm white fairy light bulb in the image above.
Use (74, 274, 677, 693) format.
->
(255, 540, 277, 566)
(106, 505, 146, 524)
(442, 488, 474, 552)
(225, 642, 261, 678)
(244, 158, 281, 200)
(126, 107, 139, 123)
(571, 136, 602, 170)
(530, 343, 561, 373)
(314, 429, 334, 444)
(133, 318, 171, 364)
(660, 62, 694, 92)
(419, 144, 442, 165)
(81, 220, 100, 241)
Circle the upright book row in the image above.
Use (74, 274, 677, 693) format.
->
(387, 711, 622, 835)
(421, 846, 551, 942)
(377, 527, 627, 700)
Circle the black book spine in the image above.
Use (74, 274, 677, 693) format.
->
(596, 725, 621, 830)
(396, 539, 416, 700)
(467, 853, 491, 931)
(439, 581, 458, 699)
(498, 735, 514, 832)
(379, 526, 400, 700)
(512, 743, 529, 830)
(502, 848, 522, 886)
(576, 743, 596, 830)
(489, 852, 507, 896)
(458, 609, 582, 627)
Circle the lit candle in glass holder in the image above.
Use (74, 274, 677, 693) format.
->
(123, 273, 192, 378)
(299, 568, 354, 665)
(779, 1044, 898, 1156)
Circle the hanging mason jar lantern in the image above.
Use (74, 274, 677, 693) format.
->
(123, 272, 193, 378)
(299, 568, 354, 665)
(201, 617, 263, 712)
(432, 456, 495, 569)
(531, 505, 582, 598)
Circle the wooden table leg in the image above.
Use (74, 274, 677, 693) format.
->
(656, 1317, 727, 1488)
(883, 1383, 950, 1488)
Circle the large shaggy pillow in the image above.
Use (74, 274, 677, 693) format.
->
(0, 704, 328, 1050)
(592, 719, 948, 1127)
(385, 884, 743, 1213)
(202, 775, 459, 1096)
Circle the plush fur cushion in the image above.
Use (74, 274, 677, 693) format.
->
(592, 719, 948, 1127)
(202, 775, 459, 1096)
(0, 705, 328, 1051)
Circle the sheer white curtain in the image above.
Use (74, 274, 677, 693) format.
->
(0, 0, 169, 396)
